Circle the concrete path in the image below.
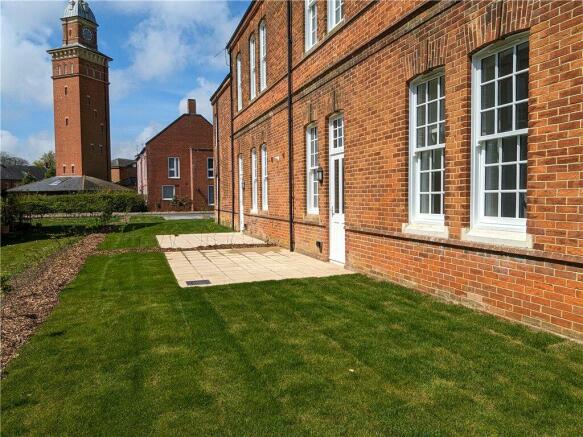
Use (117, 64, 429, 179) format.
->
(157, 232, 267, 249)
(164, 246, 352, 287)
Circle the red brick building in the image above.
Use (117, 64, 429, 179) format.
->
(111, 158, 137, 189)
(48, 0, 112, 181)
(212, 0, 583, 340)
(137, 99, 214, 211)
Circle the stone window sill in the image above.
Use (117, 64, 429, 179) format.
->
(461, 228, 533, 249)
(402, 223, 449, 239)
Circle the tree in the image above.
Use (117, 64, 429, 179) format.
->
(33, 151, 56, 178)
(0, 151, 28, 166)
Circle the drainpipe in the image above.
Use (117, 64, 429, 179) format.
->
(189, 147, 194, 211)
(215, 109, 221, 223)
(287, 0, 295, 251)
(229, 51, 236, 230)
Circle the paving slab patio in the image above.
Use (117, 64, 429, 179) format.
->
(156, 232, 267, 249)
(164, 246, 353, 287)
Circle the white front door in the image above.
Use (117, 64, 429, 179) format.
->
(329, 152, 345, 264)
(238, 155, 244, 231)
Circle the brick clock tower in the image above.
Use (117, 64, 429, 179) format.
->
(48, 0, 112, 180)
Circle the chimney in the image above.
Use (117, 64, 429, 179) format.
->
(187, 99, 196, 114)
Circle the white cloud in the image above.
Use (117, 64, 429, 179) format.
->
(112, 122, 163, 159)
(0, 129, 53, 163)
(108, 1, 238, 100)
(0, 130, 18, 151)
(178, 77, 217, 120)
(0, 1, 62, 107)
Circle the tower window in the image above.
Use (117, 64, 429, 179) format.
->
(65, 117, 69, 126)
(87, 96, 91, 106)
(69, 28, 72, 37)
(70, 63, 74, 73)
(100, 124, 104, 134)
(64, 64, 68, 74)
(71, 165, 75, 174)
(64, 86, 68, 95)
(94, 109, 97, 119)
(63, 165, 66, 174)
(56, 65, 61, 75)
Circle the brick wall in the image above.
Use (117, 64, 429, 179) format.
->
(111, 165, 137, 184)
(212, 79, 234, 228)
(213, 0, 583, 340)
(142, 107, 214, 212)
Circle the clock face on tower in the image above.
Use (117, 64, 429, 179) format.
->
(82, 27, 94, 42)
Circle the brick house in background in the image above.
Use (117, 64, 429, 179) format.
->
(212, 0, 583, 340)
(111, 158, 137, 189)
(137, 99, 214, 211)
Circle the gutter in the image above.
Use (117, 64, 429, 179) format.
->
(287, 0, 294, 251)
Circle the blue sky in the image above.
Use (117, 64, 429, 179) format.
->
(1, 0, 249, 163)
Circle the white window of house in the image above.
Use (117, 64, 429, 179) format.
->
(168, 157, 180, 179)
(261, 144, 268, 210)
(162, 185, 175, 200)
(251, 148, 258, 212)
(207, 157, 214, 178)
(409, 71, 445, 225)
(328, 0, 344, 31)
(306, 124, 319, 214)
(236, 53, 242, 111)
(305, 0, 318, 51)
(472, 36, 529, 236)
(330, 114, 344, 150)
(259, 20, 267, 92)
(208, 185, 215, 206)
(249, 34, 256, 100)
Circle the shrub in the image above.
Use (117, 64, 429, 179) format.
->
(4, 191, 147, 222)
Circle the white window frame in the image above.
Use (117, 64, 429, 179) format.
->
(162, 185, 175, 201)
(259, 20, 267, 92)
(327, 0, 344, 31)
(251, 148, 258, 212)
(306, 124, 319, 214)
(305, 0, 318, 51)
(168, 157, 180, 179)
(261, 144, 268, 210)
(408, 69, 445, 228)
(236, 53, 242, 111)
(208, 185, 215, 206)
(207, 157, 214, 179)
(471, 34, 529, 236)
(249, 34, 257, 100)
(329, 113, 344, 151)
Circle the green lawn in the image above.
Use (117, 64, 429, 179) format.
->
(1, 237, 80, 285)
(2, 252, 581, 436)
(1, 217, 104, 286)
(100, 216, 230, 249)
(1, 216, 228, 285)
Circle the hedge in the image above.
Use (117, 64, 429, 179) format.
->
(2, 191, 146, 223)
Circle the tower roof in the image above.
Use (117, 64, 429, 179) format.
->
(62, 0, 96, 24)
